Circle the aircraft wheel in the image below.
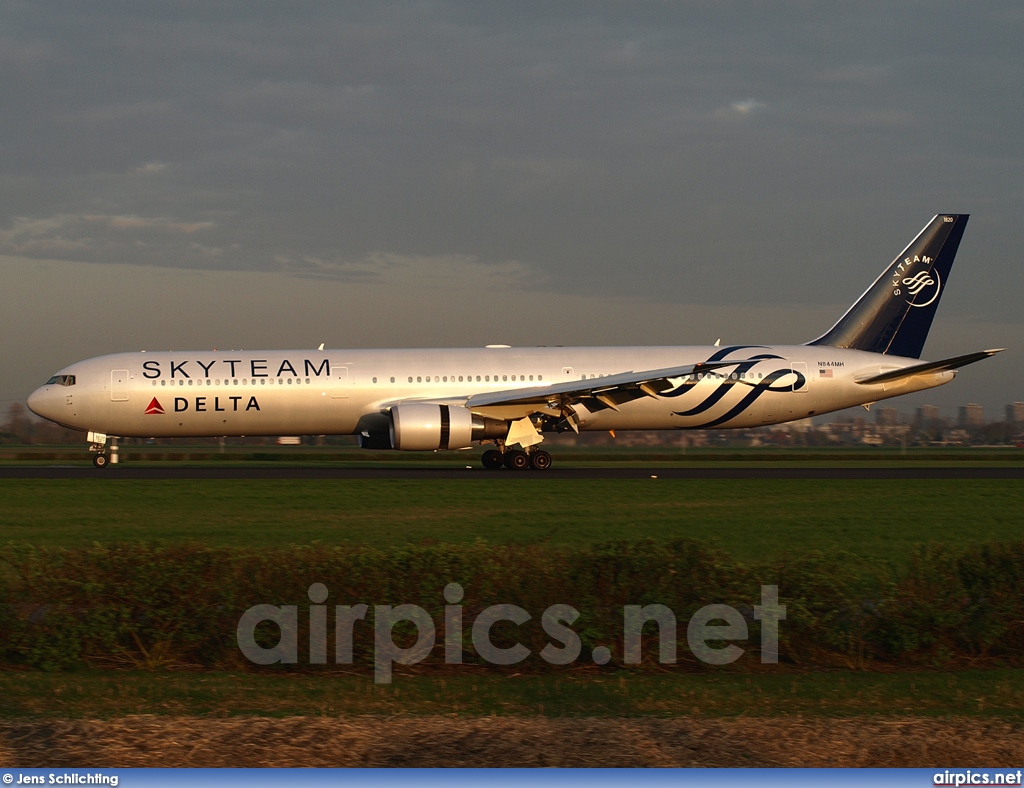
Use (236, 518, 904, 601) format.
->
(529, 450, 552, 471)
(504, 450, 530, 470)
(481, 449, 504, 470)
(93, 453, 109, 469)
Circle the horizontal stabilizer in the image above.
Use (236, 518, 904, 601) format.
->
(855, 348, 1005, 386)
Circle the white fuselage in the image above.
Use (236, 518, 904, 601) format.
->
(27, 344, 954, 439)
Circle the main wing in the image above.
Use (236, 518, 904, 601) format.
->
(379, 359, 753, 427)
(459, 359, 757, 429)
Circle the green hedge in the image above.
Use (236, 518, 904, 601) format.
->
(2, 540, 1023, 672)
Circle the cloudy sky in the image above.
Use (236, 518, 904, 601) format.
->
(2, 1, 1021, 415)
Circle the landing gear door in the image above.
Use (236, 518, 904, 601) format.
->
(111, 370, 129, 402)
(791, 362, 809, 393)
(332, 365, 349, 398)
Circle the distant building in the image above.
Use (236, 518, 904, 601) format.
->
(915, 405, 941, 425)
(1006, 403, 1024, 425)
(876, 407, 899, 426)
(958, 403, 984, 427)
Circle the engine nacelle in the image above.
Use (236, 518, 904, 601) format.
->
(389, 404, 505, 451)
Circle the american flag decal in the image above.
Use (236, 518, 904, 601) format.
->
(819, 369, 833, 378)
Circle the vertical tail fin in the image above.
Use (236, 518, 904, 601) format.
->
(808, 214, 968, 358)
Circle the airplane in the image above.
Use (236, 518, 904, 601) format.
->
(27, 214, 1004, 470)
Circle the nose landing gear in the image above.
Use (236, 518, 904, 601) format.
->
(87, 431, 117, 469)
(480, 446, 552, 471)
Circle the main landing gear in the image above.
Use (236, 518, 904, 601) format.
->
(481, 447, 552, 471)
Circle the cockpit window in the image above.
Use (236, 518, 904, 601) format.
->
(46, 375, 75, 386)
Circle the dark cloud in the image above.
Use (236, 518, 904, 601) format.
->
(1, 1, 1021, 404)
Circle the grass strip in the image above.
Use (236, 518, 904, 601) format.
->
(2, 478, 1022, 561)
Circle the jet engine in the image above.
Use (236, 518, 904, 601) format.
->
(389, 404, 506, 450)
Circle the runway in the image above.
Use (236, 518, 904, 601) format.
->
(1, 465, 1022, 480)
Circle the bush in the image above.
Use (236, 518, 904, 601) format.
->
(1, 540, 1023, 672)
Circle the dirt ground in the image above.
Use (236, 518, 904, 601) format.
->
(1, 716, 1022, 767)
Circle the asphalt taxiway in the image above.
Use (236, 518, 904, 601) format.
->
(0, 465, 1021, 480)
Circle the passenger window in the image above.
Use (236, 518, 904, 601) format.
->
(390, 377, 395, 383)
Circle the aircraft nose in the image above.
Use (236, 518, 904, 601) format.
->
(27, 386, 49, 418)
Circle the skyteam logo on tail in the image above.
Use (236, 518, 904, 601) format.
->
(902, 269, 941, 307)
(145, 398, 165, 415)
(902, 270, 934, 296)
(892, 255, 941, 307)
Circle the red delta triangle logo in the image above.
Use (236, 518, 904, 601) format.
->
(145, 398, 165, 415)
